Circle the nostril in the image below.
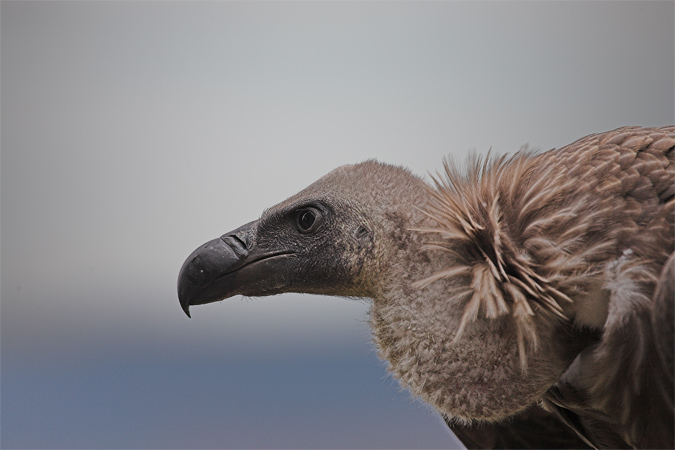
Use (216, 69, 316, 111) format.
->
(232, 234, 247, 247)
(222, 234, 248, 256)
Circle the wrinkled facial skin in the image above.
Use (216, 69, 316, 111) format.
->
(177, 195, 377, 317)
(254, 198, 376, 296)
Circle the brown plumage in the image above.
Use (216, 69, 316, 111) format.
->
(178, 126, 674, 449)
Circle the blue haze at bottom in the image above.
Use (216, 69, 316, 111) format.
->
(2, 294, 461, 449)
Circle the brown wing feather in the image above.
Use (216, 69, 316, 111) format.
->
(419, 127, 673, 370)
(548, 127, 674, 448)
(422, 126, 674, 448)
(653, 252, 674, 394)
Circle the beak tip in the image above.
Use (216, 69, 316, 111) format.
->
(179, 295, 192, 318)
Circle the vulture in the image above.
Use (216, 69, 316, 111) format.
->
(178, 126, 674, 449)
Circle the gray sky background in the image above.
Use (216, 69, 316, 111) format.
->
(2, 1, 674, 449)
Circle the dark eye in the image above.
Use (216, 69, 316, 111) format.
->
(296, 208, 319, 233)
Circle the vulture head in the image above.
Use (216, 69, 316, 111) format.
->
(179, 161, 426, 307)
(178, 126, 674, 449)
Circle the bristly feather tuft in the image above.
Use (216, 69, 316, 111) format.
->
(413, 149, 610, 371)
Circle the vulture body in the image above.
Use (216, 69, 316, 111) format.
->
(178, 126, 675, 449)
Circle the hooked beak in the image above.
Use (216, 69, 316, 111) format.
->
(177, 221, 293, 317)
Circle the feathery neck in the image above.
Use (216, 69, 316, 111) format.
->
(366, 155, 600, 423)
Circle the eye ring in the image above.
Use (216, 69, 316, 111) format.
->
(295, 208, 321, 233)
